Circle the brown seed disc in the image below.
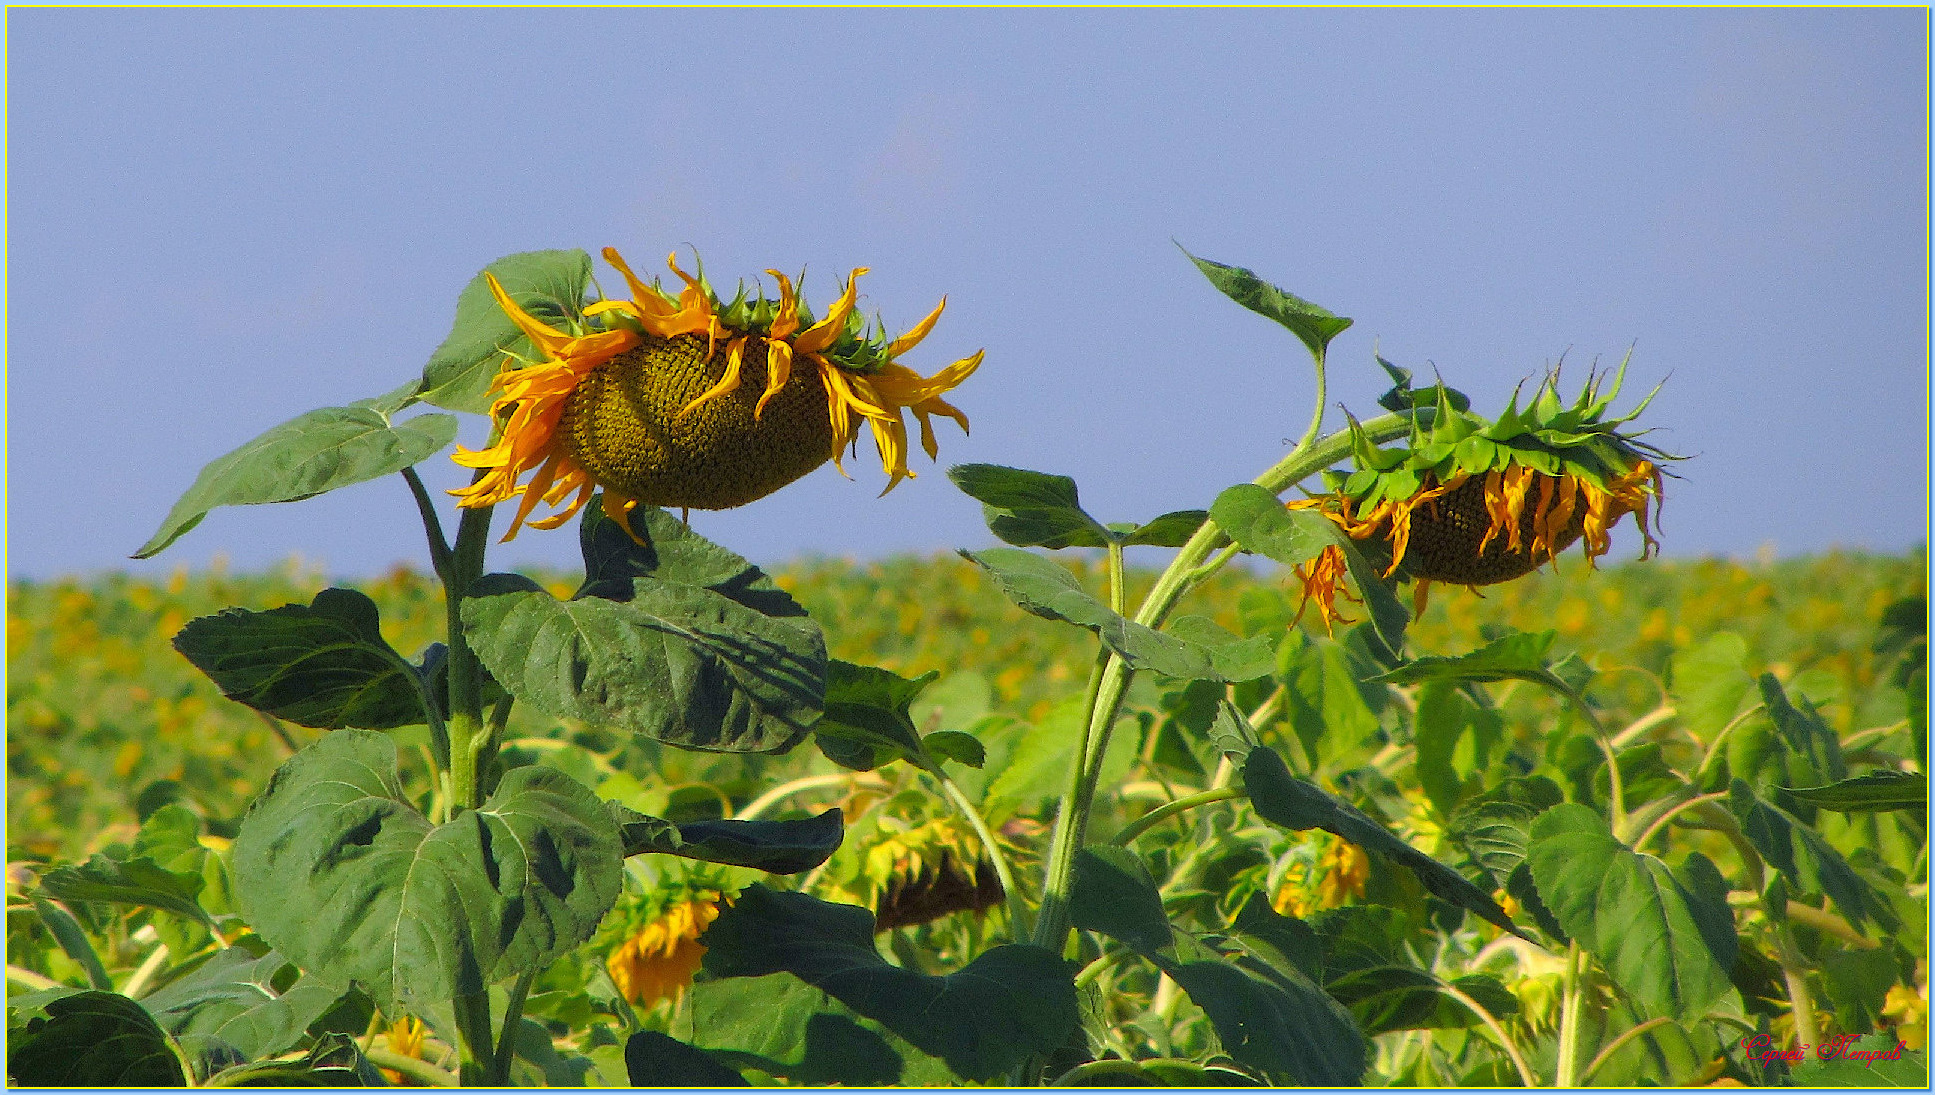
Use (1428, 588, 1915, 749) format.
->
(560, 333, 835, 510)
(1397, 473, 1586, 585)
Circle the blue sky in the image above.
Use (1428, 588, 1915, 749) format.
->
(6, 7, 1928, 582)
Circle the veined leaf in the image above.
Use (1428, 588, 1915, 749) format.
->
(947, 464, 1114, 548)
(612, 802, 843, 875)
(1525, 804, 1737, 1016)
(418, 249, 593, 414)
(172, 587, 428, 730)
(5, 990, 187, 1086)
(139, 946, 343, 1064)
(232, 730, 622, 1012)
(813, 660, 936, 772)
(699, 885, 1076, 1081)
(1783, 772, 1927, 812)
(1727, 780, 1895, 932)
(1180, 248, 1352, 362)
(462, 573, 825, 755)
(134, 395, 457, 559)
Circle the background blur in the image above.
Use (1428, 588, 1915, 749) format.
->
(6, 7, 1927, 581)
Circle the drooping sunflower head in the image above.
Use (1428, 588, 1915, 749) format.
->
(450, 248, 982, 541)
(822, 816, 1004, 934)
(601, 884, 734, 1010)
(1289, 356, 1681, 626)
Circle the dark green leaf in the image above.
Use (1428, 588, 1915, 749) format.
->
(1181, 248, 1352, 361)
(232, 730, 622, 1012)
(924, 730, 987, 769)
(1209, 483, 1332, 570)
(1760, 673, 1847, 784)
(1526, 804, 1737, 1015)
(1784, 772, 1927, 812)
(1123, 510, 1213, 548)
(699, 885, 1077, 1081)
(1371, 628, 1562, 688)
(1325, 965, 1517, 1035)
(1727, 780, 1895, 932)
(38, 852, 211, 929)
(418, 249, 593, 414)
(612, 802, 843, 874)
(579, 501, 807, 619)
(6, 990, 186, 1086)
(134, 398, 457, 559)
(687, 974, 943, 1085)
(1070, 847, 1173, 954)
(26, 897, 112, 990)
(1155, 937, 1368, 1086)
(172, 588, 427, 730)
(1444, 800, 1535, 887)
(462, 572, 825, 754)
(962, 548, 1269, 682)
(140, 948, 343, 1063)
(1321, 524, 1408, 657)
(624, 1031, 750, 1087)
(1244, 746, 1523, 938)
(1224, 894, 1323, 983)
(947, 464, 1114, 548)
(813, 660, 935, 771)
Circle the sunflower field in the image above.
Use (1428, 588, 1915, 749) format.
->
(6, 248, 1927, 1088)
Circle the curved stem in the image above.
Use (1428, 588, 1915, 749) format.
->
(5, 964, 58, 991)
(1631, 790, 1729, 854)
(1554, 942, 1585, 1087)
(1293, 349, 1329, 457)
(1610, 703, 1677, 750)
(1031, 648, 1110, 954)
(937, 771, 1031, 939)
(1581, 1016, 1675, 1084)
(1111, 787, 1245, 847)
(365, 1047, 459, 1087)
(401, 467, 455, 583)
(1436, 976, 1538, 1087)
(734, 772, 879, 821)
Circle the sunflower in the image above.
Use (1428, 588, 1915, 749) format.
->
(450, 248, 982, 540)
(605, 891, 730, 1009)
(1288, 359, 1677, 626)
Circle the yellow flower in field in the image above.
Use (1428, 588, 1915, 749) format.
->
(1315, 838, 1369, 908)
(377, 1015, 426, 1085)
(606, 894, 728, 1009)
(451, 248, 981, 541)
(1883, 971, 1927, 1050)
(1288, 363, 1677, 625)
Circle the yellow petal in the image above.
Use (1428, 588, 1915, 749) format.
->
(794, 268, 868, 355)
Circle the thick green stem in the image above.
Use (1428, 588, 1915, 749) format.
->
(492, 968, 537, 1084)
(444, 503, 493, 813)
(1554, 943, 1586, 1087)
(366, 1048, 459, 1087)
(1028, 411, 1429, 960)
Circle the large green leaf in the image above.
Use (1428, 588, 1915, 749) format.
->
(417, 249, 593, 414)
(172, 588, 428, 731)
(134, 393, 457, 559)
(1727, 780, 1895, 932)
(813, 660, 936, 772)
(612, 802, 843, 874)
(1525, 804, 1737, 1016)
(232, 730, 621, 1011)
(962, 548, 1271, 682)
(1070, 847, 1174, 954)
(1669, 632, 1758, 740)
(685, 974, 950, 1085)
(1244, 746, 1523, 938)
(1180, 248, 1352, 362)
(1209, 483, 1333, 570)
(6, 990, 187, 1086)
(577, 502, 808, 620)
(1278, 631, 1381, 768)
(947, 464, 1115, 548)
(139, 947, 343, 1064)
(698, 884, 1076, 1081)
(462, 572, 824, 754)
(1784, 772, 1927, 812)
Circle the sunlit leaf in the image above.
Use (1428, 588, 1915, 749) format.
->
(418, 249, 593, 414)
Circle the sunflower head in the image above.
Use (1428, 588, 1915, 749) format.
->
(823, 816, 1004, 933)
(600, 882, 734, 1010)
(450, 248, 981, 541)
(1290, 356, 1680, 626)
